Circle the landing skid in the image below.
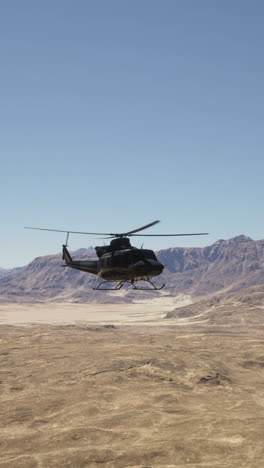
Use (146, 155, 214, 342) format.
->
(93, 281, 124, 291)
(93, 279, 165, 291)
(131, 279, 165, 290)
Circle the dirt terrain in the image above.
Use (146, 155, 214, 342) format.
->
(0, 301, 264, 467)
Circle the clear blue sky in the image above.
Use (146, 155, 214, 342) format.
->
(1, 0, 263, 267)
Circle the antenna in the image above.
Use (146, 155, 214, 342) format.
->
(65, 232, 70, 246)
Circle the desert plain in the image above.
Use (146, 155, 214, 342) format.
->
(0, 296, 264, 468)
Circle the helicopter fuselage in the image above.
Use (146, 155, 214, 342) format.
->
(26, 219, 208, 290)
(98, 248, 164, 281)
(62, 245, 164, 282)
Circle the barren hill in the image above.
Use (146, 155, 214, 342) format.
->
(165, 284, 264, 328)
(0, 235, 264, 302)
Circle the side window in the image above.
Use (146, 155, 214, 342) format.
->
(120, 252, 129, 266)
(106, 256, 112, 268)
(112, 254, 119, 267)
(101, 256, 111, 268)
(131, 251, 141, 262)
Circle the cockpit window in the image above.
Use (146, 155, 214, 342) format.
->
(143, 250, 157, 261)
(130, 251, 143, 262)
(129, 249, 157, 263)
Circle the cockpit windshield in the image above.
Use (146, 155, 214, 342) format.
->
(129, 250, 157, 262)
(142, 250, 157, 261)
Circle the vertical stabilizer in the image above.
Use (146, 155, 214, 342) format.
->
(62, 245, 72, 264)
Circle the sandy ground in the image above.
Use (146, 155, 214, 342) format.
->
(0, 295, 192, 327)
(0, 300, 264, 467)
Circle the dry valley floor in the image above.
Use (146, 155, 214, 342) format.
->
(0, 302, 264, 467)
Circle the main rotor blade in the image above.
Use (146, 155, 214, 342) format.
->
(24, 224, 207, 238)
(100, 231, 209, 239)
(24, 227, 114, 235)
(130, 232, 209, 237)
(122, 220, 160, 236)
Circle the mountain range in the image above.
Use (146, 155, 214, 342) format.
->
(0, 235, 264, 303)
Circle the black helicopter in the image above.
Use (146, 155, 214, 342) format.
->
(25, 221, 208, 290)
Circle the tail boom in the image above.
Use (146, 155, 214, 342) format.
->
(62, 245, 98, 275)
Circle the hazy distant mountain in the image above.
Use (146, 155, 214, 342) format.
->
(0, 236, 264, 303)
(0, 266, 25, 279)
